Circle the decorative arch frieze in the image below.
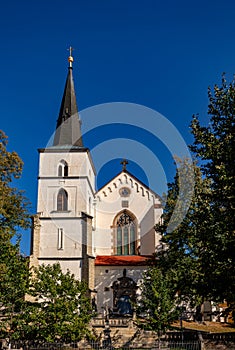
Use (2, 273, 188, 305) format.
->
(135, 183, 139, 192)
(129, 178, 133, 188)
(140, 186, 145, 196)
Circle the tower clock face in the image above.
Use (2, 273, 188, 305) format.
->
(119, 187, 131, 197)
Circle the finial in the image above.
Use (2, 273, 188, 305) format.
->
(121, 159, 128, 171)
(67, 46, 74, 68)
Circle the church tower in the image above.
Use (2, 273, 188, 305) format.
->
(30, 50, 95, 289)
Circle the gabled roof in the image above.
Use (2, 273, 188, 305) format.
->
(96, 169, 161, 200)
(53, 60, 83, 147)
(95, 255, 150, 266)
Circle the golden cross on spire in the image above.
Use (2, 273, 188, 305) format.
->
(67, 46, 74, 68)
(121, 159, 128, 171)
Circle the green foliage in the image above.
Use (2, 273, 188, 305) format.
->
(190, 76, 235, 303)
(155, 160, 215, 304)
(0, 240, 29, 340)
(0, 130, 30, 241)
(0, 130, 30, 338)
(155, 76, 235, 311)
(0, 240, 29, 308)
(11, 263, 92, 342)
(137, 267, 180, 336)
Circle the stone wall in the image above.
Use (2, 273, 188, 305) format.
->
(202, 333, 235, 350)
(203, 341, 235, 350)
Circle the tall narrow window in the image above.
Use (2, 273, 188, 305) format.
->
(57, 189, 68, 211)
(130, 223, 136, 255)
(89, 197, 91, 214)
(58, 161, 68, 177)
(58, 228, 64, 250)
(117, 226, 122, 255)
(58, 165, 63, 177)
(115, 211, 137, 255)
(123, 226, 129, 255)
(64, 164, 68, 177)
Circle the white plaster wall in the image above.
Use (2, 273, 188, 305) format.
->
(94, 265, 146, 313)
(39, 218, 83, 258)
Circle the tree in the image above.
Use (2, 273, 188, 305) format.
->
(0, 130, 30, 241)
(155, 77, 235, 315)
(12, 263, 92, 343)
(137, 267, 180, 343)
(0, 240, 29, 339)
(0, 130, 30, 339)
(155, 159, 214, 305)
(190, 76, 235, 304)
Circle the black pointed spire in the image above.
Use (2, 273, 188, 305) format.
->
(53, 48, 83, 147)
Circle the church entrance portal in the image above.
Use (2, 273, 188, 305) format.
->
(111, 269, 137, 316)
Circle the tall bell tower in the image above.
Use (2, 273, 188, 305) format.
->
(30, 49, 95, 289)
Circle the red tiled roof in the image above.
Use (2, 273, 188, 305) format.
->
(95, 255, 150, 266)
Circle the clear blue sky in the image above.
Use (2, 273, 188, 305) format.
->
(1, 0, 235, 254)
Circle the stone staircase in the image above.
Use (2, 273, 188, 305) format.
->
(89, 317, 159, 348)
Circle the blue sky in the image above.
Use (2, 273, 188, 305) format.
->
(1, 0, 235, 254)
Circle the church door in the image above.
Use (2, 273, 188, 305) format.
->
(112, 269, 137, 316)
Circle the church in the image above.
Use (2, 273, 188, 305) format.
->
(30, 52, 163, 315)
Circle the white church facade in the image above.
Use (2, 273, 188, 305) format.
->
(30, 53, 163, 315)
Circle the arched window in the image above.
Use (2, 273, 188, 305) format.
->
(57, 189, 68, 211)
(115, 210, 137, 255)
(58, 160, 68, 177)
